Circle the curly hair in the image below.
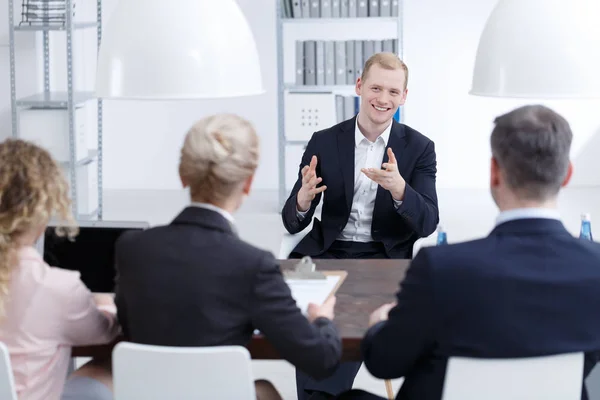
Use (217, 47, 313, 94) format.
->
(0, 139, 78, 317)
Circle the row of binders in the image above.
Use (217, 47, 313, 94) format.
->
(282, 0, 400, 18)
(335, 95, 401, 123)
(20, 0, 74, 25)
(296, 39, 399, 86)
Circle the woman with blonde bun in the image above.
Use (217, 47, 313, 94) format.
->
(114, 114, 342, 399)
(0, 139, 120, 400)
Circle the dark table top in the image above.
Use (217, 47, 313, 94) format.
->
(73, 259, 411, 361)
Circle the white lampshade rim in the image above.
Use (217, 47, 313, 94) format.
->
(94, 89, 266, 100)
(469, 90, 600, 99)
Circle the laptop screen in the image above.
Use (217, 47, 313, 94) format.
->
(42, 221, 148, 293)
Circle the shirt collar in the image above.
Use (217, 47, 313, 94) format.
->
(354, 116, 392, 147)
(495, 207, 561, 227)
(190, 202, 235, 225)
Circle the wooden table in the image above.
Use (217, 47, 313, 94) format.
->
(73, 259, 411, 361)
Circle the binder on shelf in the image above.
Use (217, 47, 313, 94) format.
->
(363, 40, 375, 61)
(368, 0, 379, 17)
(379, 0, 391, 16)
(391, 0, 399, 16)
(321, 0, 332, 18)
(357, 0, 368, 17)
(316, 41, 325, 86)
(324, 42, 336, 85)
(394, 107, 401, 123)
(348, 0, 357, 17)
(296, 41, 305, 85)
(309, 0, 320, 17)
(301, 0, 311, 17)
(340, 0, 349, 17)
(393, 38, 399, 54)
(335, 95, 345, 123)
(334, 41, 347, 85)
(383, 38, 394, 53)
(346, 40, 355, 85)
(373, 40, 383, 54)
(343, 96, 357, 120)
(354, 40, 364, 80)
(332, 0, 341, 17)
(291, 0, 302, 17)
(304, 41, 317, 85)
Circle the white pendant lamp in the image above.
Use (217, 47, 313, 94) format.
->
(470, 0, 600, 98)
(95, 0, 264, 99)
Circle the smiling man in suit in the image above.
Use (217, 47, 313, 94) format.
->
(282, 53, 439, 399)
(282, 52, 439, 262)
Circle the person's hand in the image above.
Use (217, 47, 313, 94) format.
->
(307, 295, 336, 323)
(361, 148, 406, 201)
(93, 293, 117, 315)
(297, 155, 327, 212)
(368, 302, 396, 328)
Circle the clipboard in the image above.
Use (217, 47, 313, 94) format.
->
(283, 256, 347, 312)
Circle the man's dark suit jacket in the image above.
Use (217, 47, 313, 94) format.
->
(361, 218, 600, 400)
(282, 117, 439, 259)
(114, 206, 342, 379)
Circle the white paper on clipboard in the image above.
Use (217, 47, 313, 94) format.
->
(285, 275, 341, 314)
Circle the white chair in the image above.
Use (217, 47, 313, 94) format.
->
(282, 223, 434, 260)
(441, 352, 584, 400)
(278, 216, 317, 259)
(112, 342, 255, 400)
(412, 234, 436, 258)
(0, 342, 18, 400)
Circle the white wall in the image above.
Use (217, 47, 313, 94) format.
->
(5, 0, 600, 190)
(403, 0, 600, 189)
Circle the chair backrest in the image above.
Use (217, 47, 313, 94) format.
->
(441, 352, 584, 400)
(278, 218, 315, 259)
(113, 342, 256, 400)
(411, 235, 436, 258)
(0, 342, 18, 400)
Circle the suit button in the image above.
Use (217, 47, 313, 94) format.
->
(373, 229, 380, 234)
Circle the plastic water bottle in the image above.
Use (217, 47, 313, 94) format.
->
(436, 225, 448, 245)
(580, 213, 593, 241)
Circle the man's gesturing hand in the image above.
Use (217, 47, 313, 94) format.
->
(297, 155, 327, 212)
(361, 148, 406, 201)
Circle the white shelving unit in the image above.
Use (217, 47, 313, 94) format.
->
(8, 0, 103, 220)
(276, 1, 405, 207)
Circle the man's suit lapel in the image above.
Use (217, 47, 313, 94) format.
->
(374, 121, 407, 214)
(337, 118, 356, 213)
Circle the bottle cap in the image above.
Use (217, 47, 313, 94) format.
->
(582, 213, 591, 221)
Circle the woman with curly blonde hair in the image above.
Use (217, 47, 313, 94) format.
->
(0, 139, 119, 400)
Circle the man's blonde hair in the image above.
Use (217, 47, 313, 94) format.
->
(179, 114, 259, 204)
(360, 52, 409, 90)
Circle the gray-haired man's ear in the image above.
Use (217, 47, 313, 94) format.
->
(561, 162, 573, 188)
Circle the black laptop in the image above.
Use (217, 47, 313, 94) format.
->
(40, 220, 149, 293)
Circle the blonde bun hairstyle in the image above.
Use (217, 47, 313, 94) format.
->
(179, 114, 260, 204)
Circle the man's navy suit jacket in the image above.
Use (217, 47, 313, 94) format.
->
(281, 117, 439, 258)
(362, 218, 600, 400)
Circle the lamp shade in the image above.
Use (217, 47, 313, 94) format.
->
(95, 0, 264, 99)
(470, 0, 600, 98)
